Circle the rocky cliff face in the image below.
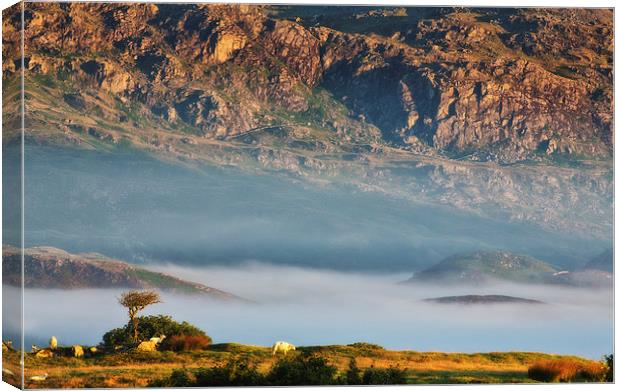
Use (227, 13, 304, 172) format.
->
(1, 4, 613, 240)
(2, 4, 613, 162)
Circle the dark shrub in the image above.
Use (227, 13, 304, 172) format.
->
(528, 359, 606, 382)
(102, 315, 207, 347)
(148, 369, 193, 387)
(267, 355, 338, 385)
(345, 359, 362, 385)
(348, 342, 384, 350)
(362, 366, 407, 384)
(194, 358, 265, 386)
(604, 354, 613, 382)
(576, 362, 607, 382)
(161, 334, 212, 352)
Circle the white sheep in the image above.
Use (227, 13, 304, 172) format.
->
(272, 341, 296, 355)
(72, 345, 84, 358)
(29, 373, 48, 382)
(149, 334, 166, 344)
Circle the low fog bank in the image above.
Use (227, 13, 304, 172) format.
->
(9, 146, 610, 271)
(13, 263, 613, 359)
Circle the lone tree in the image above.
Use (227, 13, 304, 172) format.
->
(118, 290, 161, 342)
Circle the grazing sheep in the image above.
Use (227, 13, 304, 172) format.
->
(29, 373, 48, 382)
(149, 334, 166, 344)
(49, 336, 58, 350)
(35, 349, 54, 358)
(72, 345, 84, 358)
(136, 340, 158, 352)
(136, 334, 166, 352)
(2, 340, 13, 351)
(272, 341, 296, 355)
(31, 344, 41, 353)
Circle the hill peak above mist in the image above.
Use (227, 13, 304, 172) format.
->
(2, 245, 240, 300)
(409, 250, 613, 287)
(409, 250, 559, 284)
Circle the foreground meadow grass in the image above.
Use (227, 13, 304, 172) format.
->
(2, 343, 603, 388)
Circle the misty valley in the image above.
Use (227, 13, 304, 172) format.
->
(2, 146, 613, 363)
(4, 265, 613, 360)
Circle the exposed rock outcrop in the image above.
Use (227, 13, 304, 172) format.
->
(2, 4, 613, 162)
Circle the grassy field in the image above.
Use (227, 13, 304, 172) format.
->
(2, 343, 602, 388)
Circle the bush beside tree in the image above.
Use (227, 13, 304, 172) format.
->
(160, 334, 212, 352)
(102, 315, 207, 347)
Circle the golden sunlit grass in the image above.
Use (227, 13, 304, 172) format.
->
(3, 344, 606, 388)
(528, 359, 607, 382)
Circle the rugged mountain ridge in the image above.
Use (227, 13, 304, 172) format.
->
(2, 245, 239, 299)
(2, 4, 613, 161)
(1, 4, 613, 240)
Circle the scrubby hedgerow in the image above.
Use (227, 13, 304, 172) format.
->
(361, 366, 408, 384)
(266, 355, 338, 385)
(148, 354, 408, 386)
(194, 358, 265, 386)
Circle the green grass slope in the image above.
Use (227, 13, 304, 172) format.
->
(410, 250, 559, 284)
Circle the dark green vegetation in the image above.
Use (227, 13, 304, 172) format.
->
(149, 355, 407, 386)
(102, 315, 209, 349)
(604, 354, 614, 382)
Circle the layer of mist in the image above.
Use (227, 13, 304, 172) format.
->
(9, 263, 613, 359)
(2, 145, 610, 271)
